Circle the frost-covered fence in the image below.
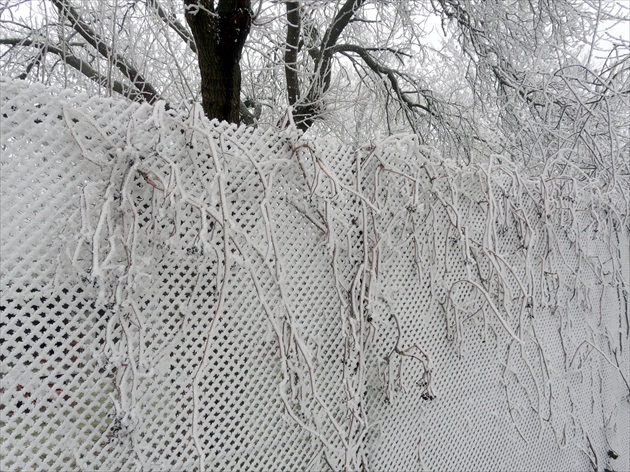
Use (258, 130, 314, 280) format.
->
(1, 78, 629, 472)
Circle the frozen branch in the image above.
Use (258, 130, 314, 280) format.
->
(0, 38, 146, 102)
(51, 0, 163, 104)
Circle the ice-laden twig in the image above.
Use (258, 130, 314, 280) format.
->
(183, 130, 236, 472)
(475, 168, 558, 425)
(360, 150, 444, 408)
(386, 313, 435, 402)
(129, 123, 242, 471)
(293, 139, 381, 213)
(501, 342, 529, 444)
(384, 158, 530, 424)
(472, 162, 628, 445)
(217, 131, 364, 468)
(569, 339, 630, 395)
(368, 136, 628, 443)
(83, 145, 166, 461)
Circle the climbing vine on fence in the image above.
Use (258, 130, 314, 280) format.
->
(1, 79, 629, 471)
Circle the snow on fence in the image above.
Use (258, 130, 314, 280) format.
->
(1, 77, 629, 472)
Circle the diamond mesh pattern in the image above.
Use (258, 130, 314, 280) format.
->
(1, 78, 629, 471)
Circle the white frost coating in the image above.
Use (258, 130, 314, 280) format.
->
(1, 78, 629, 472)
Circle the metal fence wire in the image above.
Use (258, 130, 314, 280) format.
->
(1, 78, 629, 472)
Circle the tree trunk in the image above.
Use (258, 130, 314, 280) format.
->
(184, 0, 251, 124)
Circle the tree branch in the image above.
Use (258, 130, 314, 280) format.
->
(50, 0, 162, 104)
(239, 100, 260, 126)
(0, 38, 146, 103)
(332, 44, 435, 116)
(146, 0, 197, 53)
(320, 0, 366, 59)
(295, 0, 366, 130)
